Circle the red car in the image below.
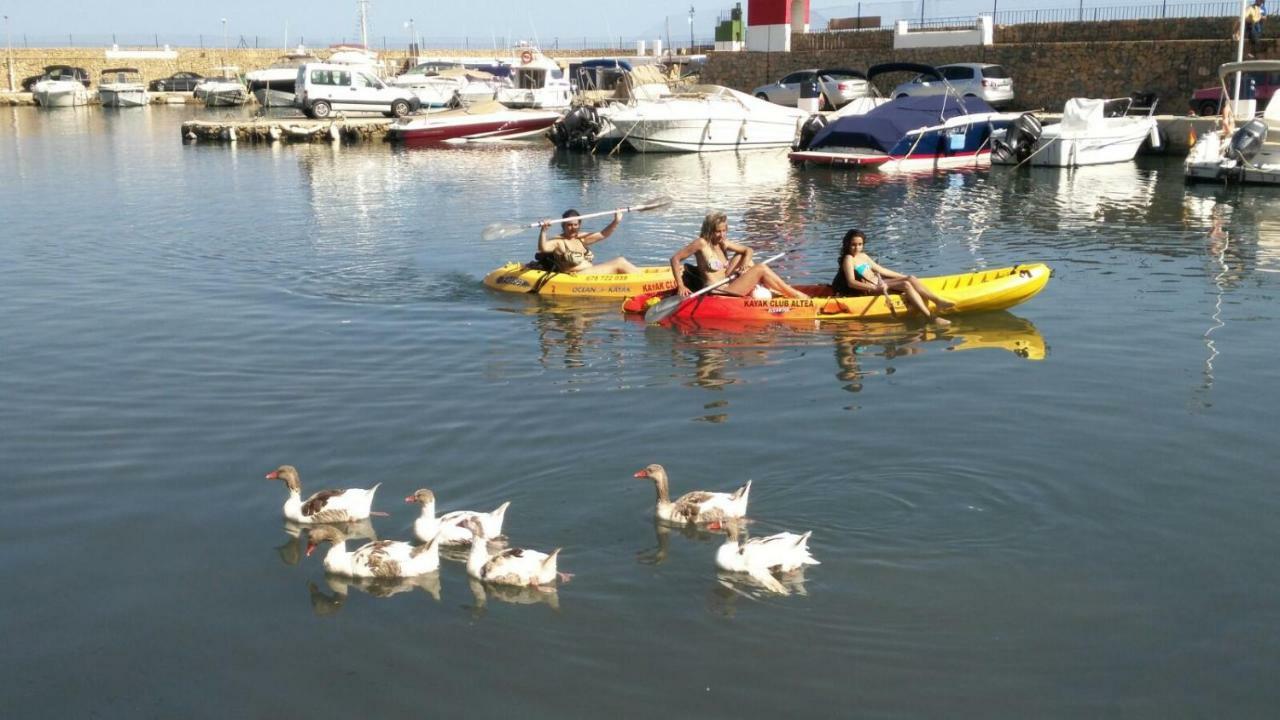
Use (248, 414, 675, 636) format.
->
(1190, 70, 1280, 115)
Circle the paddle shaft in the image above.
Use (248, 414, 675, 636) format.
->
(526, 201, 664, 230)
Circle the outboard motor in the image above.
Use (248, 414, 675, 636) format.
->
(1230, 118, 1268, 163)
(793, 114, 828, 151)
(549, 106, 603, 151)
(995, 112, 1044, 164)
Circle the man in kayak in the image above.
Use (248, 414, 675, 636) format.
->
(669, 211, 808, 300)
(538, 209, 640, 275)
(832, 228, 953, 326)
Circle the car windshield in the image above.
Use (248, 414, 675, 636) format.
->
(981, 66, 1010, 79)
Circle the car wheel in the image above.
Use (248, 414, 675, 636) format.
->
(1198, 99, 1221, 116)
(311, 100, 332, 119)
(390, 99, 411, 118)
(755, 92, 769, 102)
(896, 93, 909, 100)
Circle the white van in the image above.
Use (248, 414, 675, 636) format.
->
(295, 62, 421, 118)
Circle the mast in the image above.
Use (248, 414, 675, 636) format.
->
(357, 0, 370, 49)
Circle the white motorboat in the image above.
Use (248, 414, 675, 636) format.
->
(1186, 59, 1280, 184)
(195, 69, 249, 107)
(98, 68, 149, 108)
(245, 47, 321, 108)
(495, 45, 571, 109)
(992, 97, 1160, 167)
(601, 85, 810, 153)
(391, 63, 510, 109)
(33, 78, 90, 108)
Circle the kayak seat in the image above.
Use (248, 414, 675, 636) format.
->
(682, 263, 706, 292)
(526, 252, 556, 271)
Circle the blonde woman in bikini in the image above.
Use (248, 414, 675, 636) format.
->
(833, 228, 954, 326)
(537, 209, 639, 275)
(669, 211, 808, 300)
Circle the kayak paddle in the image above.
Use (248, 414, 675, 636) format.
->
(644, 252, 786, 324)
(480, 195, 673, 241)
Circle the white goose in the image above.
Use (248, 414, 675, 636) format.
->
(405, 488, 510, 546)
(265, 465, 382, 524)
(714, 522, 819, 595)
(462, 517, 563, 587)
(306, 525, 442, 578)
(633, 464, 750, 527)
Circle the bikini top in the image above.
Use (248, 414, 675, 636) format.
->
(696, 245, 729, 277)
(552, 239, 594, 271)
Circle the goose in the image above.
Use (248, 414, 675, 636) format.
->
(265, 465, 382, 524)
(405, 489, 510, 546)
(714, 522, 819, 595)
(461, 517, 565, 587)
(633, 464, 750, 527)
(305, 525, 442, 578)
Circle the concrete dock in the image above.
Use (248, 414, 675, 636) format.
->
(179, 117, 394, 144)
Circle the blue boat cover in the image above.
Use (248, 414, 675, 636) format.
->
(808, 95, 996, 151)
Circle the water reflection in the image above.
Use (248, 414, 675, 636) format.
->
(467, 578, 560, 615)
(307, 573, 443, 616)
(637, 518, 726, 566)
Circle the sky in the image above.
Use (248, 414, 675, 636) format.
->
(1, 0, 1193, 45)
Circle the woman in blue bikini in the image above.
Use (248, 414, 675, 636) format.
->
(669, 211, 808, 299)
(832, 228, 954, 326)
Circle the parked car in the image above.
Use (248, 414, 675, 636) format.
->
(890, 63, 1014, 109)
(1189, 71, 1280, 116)
(752, 68, 870, 109)
(295, 62, 421, 118)
(149, 72, 204, 92)
(21, 65, 90, 92)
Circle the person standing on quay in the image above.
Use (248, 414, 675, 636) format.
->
(1246, 0, 1266, 58)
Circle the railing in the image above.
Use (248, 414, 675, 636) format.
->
(4, 33, 720, 52)
(812, 2, 1242, 31)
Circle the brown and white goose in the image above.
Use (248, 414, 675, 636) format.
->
(305, 525, 442, 578)
(405, 489, 510, 546)
(461, 517, 563, 587)
(265, 465, 382, 524)
(633, 464, 751, 527)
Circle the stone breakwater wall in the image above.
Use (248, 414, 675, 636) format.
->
(2, 46, 615, 89)
(707, 18, 1268, 112)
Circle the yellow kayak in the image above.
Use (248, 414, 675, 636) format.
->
(483, 262, 676, 297)
(623, 264, 1051, 321)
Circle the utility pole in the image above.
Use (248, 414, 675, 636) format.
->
(688, 6, 695, 51)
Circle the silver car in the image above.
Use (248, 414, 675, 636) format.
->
(890, 63, 1014, 109)
(752, 68, 871, 109)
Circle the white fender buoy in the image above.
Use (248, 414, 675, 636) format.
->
(268, 125, 282, 142)
(328, 122, 341, 142)
(222, 126, 237, 142)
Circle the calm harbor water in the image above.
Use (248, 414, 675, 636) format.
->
(2, 105, 1278, 717)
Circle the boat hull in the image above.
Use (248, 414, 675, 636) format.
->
(99, 87, 149, 108)
(609, 117, 802, 153)
(1003, 120, 1156, 167)
(34, 82, 90, 108)
(622, 264, 1051, 321)
(484, 263, 676, 297)
(388, 110, 561, 143)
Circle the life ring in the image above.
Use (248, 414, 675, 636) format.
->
(520, 50, 534, 65)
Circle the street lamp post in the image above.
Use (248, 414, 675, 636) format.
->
(688, 6, 695, 52)
(404, 18, 416, 59)
(221, 17, 228, 64)
(5, 15, 14, 92)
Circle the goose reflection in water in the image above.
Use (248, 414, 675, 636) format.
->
(637, 517, 735, 566)
(276, 519, 379, 567)
(308, 572, 443, 616)
(467, 578, 560, 616)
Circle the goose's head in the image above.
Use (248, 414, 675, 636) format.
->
(305, 525, 345, 556)
(405, 488, 436, 505)
(633, 464, 668, 485)
(461, 516, 486, 540)
(265, 465, 301, 491)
